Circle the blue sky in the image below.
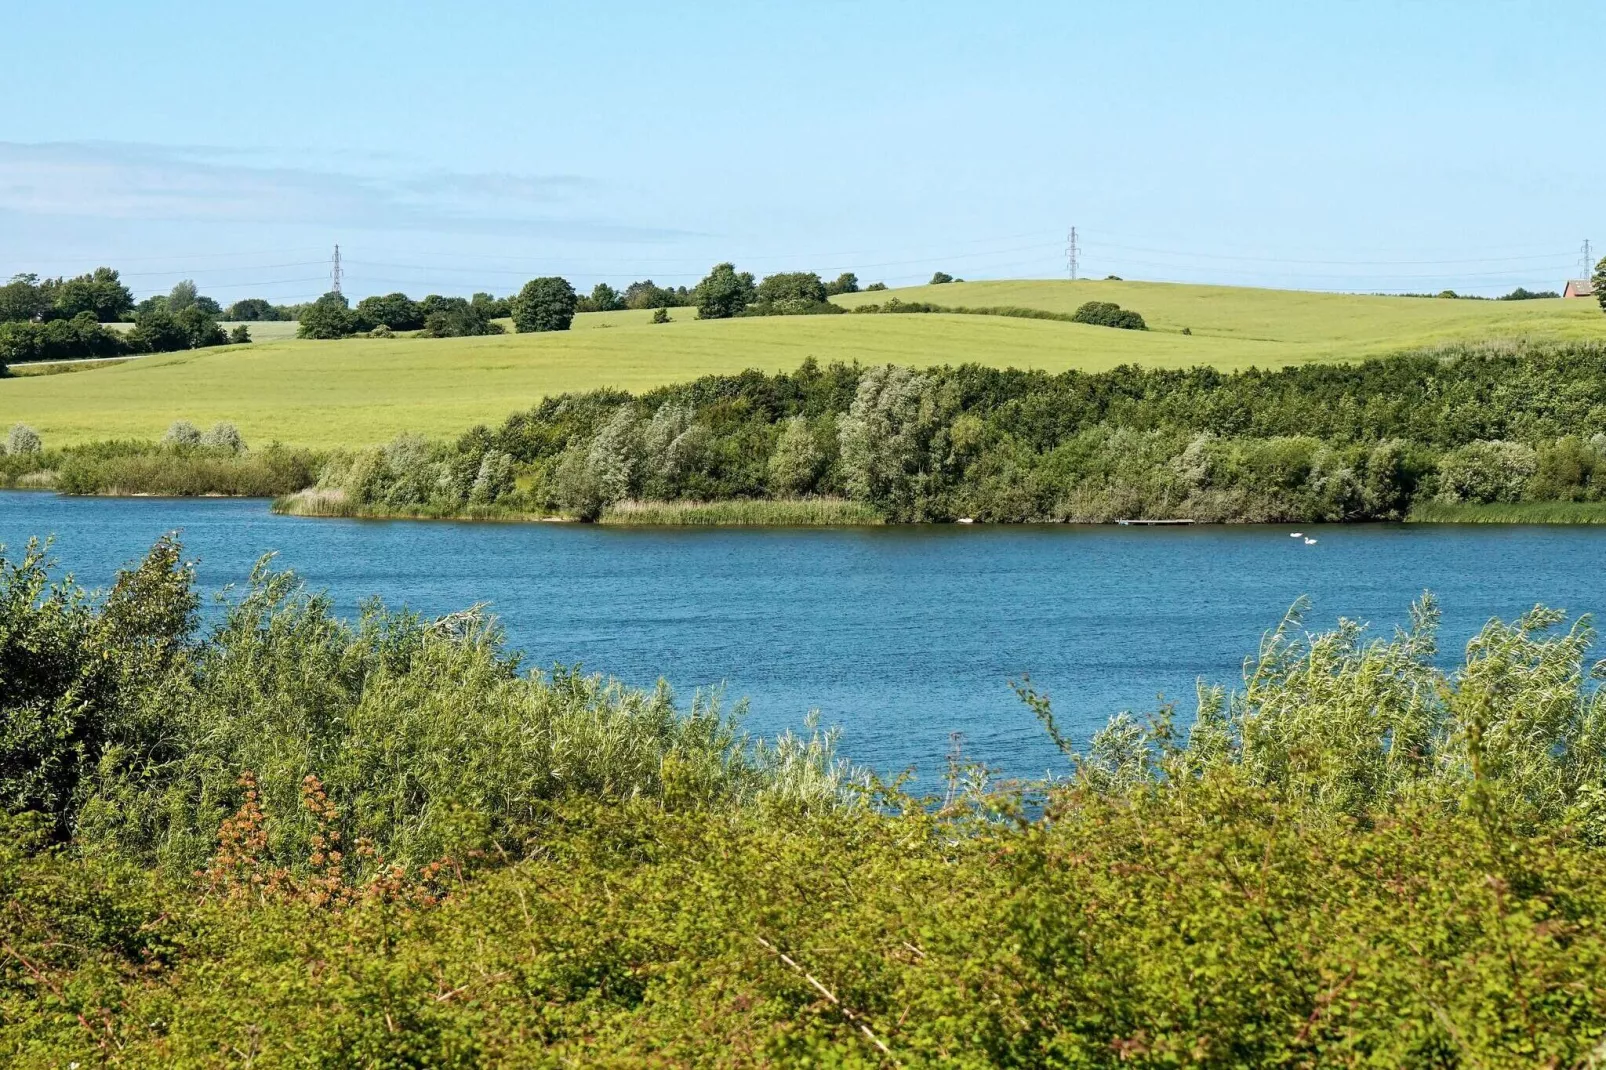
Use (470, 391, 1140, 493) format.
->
(2, 1, 1601, 301)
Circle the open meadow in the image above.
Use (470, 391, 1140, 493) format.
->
(3, 279, 1603, 449)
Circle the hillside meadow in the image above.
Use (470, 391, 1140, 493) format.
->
(2, 280, 1602, 450)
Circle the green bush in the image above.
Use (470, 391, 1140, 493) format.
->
(8, 562, 1606, 1062)
(512, 277, 578, 333)
(693, 263, 756, 319)
(0, 313, 128, 364)
(296, 292, 360, 339)
(1071, 300, 1147, 330)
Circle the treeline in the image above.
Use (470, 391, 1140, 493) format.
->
(0, 274, 250, 369)
(1391, 286, 1564, 300)
(0, 257, 898, 362)
(6, 539, 1606, 1061)
(301, 339, 1606, 523)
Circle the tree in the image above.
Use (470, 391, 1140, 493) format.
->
(623, 280, 674, 310)
(470, 292, 511, 318)
(930, 271, 954, 285)
(587, 283, 624, 313)
(838, 365, 932, 515)
(52, 268, 134, 322)
(824, 272, 860, 296)
(512, 277, 578, 333)
(167, 280, 200, 312)
(0, 274, 50, 323)
(356, 293, 424, 331)
(128, 308, 190, 352)
(756, 272, 827, 306)
(421, 298, 504, 338)
(228, 325, 252, 344)
(1594, 257, 1606, 316)
(296, 293, 360, 339)
(175, 307, 227, 348)
(224, 298, 286, 321)
(693, 263, 755, 320)
(768, 416, 826, 495)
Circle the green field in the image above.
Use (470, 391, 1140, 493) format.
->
(4, 280, 1603, 449)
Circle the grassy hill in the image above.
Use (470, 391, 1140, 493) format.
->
(3, 280, 1602, 449)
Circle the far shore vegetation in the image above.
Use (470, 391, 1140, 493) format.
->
(14, 339, 1606, 525)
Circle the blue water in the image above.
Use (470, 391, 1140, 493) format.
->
(6, 490, 1606, 779)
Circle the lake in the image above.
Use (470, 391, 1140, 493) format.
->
(6, 490, 1606, 780)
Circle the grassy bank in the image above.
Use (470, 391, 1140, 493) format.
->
(2, 440, 318, 497)
(8, 538, 1606, 1063)
(1409, 500, 1606, 523)
(271, 486, 562, 522)
(6, 279, 1603, 449)
(598, 496, 881, 526)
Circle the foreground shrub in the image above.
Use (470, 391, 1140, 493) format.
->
(8, 538, 1606, 1061)
(1, 538, 854, 876)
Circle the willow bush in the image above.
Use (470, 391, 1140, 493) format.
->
(8, 535, 1606, 1063)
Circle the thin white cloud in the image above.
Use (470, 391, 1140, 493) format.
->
(0, 141, 688, 241)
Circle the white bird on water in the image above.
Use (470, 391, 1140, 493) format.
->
(1290, 532, 1303, 538)
(1304, 537, 1318, 545)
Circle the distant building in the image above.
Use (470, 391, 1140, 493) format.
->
(1564, 279, 1596, 298)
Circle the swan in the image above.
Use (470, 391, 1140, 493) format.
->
(1304, 537, 1318, 545)
(1290, 532, 1303, 538)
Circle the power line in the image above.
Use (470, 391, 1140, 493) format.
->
(330, 244, 343, 296)
(1065, 226, 1078, 280)
(1583, 239, 1595, 277)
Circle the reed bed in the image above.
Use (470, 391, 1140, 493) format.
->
(599, 497, 882, 526)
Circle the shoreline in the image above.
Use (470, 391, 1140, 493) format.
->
(11, 486, 1606, 527)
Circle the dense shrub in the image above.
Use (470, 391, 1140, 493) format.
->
(355, 292, 424, 331)
(1071, 300, 1147, 330)
(693, 262, 756, 319)
(623, 279, 693, 310)
(823, 271, 859, 296)
(0, 313, 127, 364)
(296, 292, 361, 339)
(419, 297, 505, 337)
(746, 269, 845, 317)
(7, 543, 1606, 1062)
(512, 277, 578, 332)
(0, 268, 133, 324)
(224, 297, 290, 321)
(7, 424, 42, 455)
(0, 538, 848, 869)
(52, 441, 316, 497)
(576, 282, 625, 313)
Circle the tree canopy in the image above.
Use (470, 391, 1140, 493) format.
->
(512, 277, 578, 333)
(693, 263, 756, 320)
